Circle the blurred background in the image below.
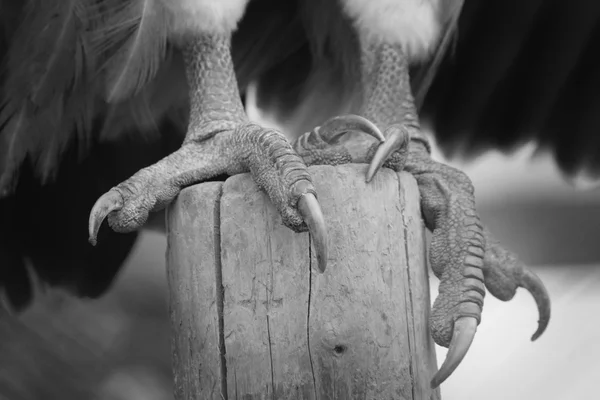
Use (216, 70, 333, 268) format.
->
(4, 123, 600, 399)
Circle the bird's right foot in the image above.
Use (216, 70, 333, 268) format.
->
(88, 34, 332, 271)
(88, 121, 331, 269)
(87, 34, 384, 274)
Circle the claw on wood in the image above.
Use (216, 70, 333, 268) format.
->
(318, 115, 386, 144)
(297, 193, 328, 273)
(88, 190, 124, 246)
(366, 125, 409, 182)
(431, 316, 478, 388)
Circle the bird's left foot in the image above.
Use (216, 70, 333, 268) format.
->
(295, 116, 551, 388)
(293, 115, 410, 173)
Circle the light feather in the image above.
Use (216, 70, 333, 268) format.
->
(93, 0, 171, 103)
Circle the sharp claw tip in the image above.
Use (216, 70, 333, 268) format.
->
(88, 226, 98, 246)
(432, 316, 478, 388)
(366, 143, 392, 182)
(430, 367, 451, 389)
(365, 163, 380, 183)
(87, 190, 123, 247)
(520, 268, 550, 342)
(297, 193, 328, 274)
(531, 321, 547, 341)
(317, 260, 326, 273)
(430, 376, 442, 389)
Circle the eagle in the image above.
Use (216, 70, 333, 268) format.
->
(3, 0, 592, 387)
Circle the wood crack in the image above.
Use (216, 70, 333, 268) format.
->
(266, 314, 275, 399)
(399, 173, 416, 400)
(307, 236, 318, 400)
(214, 184, 228, 399)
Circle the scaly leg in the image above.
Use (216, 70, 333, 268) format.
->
(88, 34, 380, 273)
(295, 40, 550, 387)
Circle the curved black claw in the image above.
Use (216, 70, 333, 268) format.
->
(483, 232, 551, 342)
(317, 114, 386, 144)
(297, 193, 328, 273)
(431, 316, 478, 388)
(522, 269, 550, 341)
(88, 190, 124, 246)
(366, 125, 409, 182)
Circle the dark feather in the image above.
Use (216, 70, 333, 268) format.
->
(0, 0, 185, 304)
(0, 104, 29, 194)
(0, 0, 96, 193)
(0, 117, 186, 310)
(412, 0, 464, 109)
(253, 0, 361, 136)
(419, 0, 600, 180)
(232, 0, 306, 91)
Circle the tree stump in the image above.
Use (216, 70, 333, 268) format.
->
(166, 164, 440, 400)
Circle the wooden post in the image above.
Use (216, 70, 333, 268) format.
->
(166, 164, 440, 400)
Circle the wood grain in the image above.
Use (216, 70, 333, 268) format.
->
(167, 182, 225, 399)
(167, 164, 439, 399)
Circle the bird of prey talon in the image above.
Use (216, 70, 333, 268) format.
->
(8, 0, 596, 391)
(88, 36, 330, 273)
(293, 114, 401, 170)
(293, 29, 551, 387)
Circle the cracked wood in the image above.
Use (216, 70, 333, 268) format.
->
(166, 164, 439, 399)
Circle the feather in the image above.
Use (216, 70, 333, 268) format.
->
(0, 0, 24, 47)
(419, 0, 600, 182)
(92, 0, 170, 103)
(232, 0, 306, 91)
(0, 0, 96, 195)
(100, 95, 161, 142)
(412, 0, 464, 110)
(0, 105, 30, 195)
(34, 88, 96, 183)
(253, 0, 362, 138)
(33, 102, 66, 183)
(69, 86, 96, 157)
(4, 0, 93, 106)
(98, 47, 187, 141)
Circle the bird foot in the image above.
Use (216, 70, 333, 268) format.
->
(293, 115, 410, 171)
(88, 122, 339, 272)
(296, 115, 550, 388)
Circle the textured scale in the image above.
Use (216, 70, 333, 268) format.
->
(183, 35, 246, 138)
